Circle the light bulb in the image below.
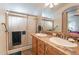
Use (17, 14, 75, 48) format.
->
(44, 3, 59, 8)
(49, 3, 54, 8)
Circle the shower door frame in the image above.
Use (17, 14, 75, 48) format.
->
(5, 11, 38, 54)
(6, 12, 28, 51)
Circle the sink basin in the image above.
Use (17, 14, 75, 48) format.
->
(36, 33, 47, 37)
(49, 37, 77, 47)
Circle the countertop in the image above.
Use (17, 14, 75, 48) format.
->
(31, 33, 79, 55)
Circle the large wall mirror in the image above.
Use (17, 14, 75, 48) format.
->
(68, 10, 79, 33)
(62, 6, 79, 37)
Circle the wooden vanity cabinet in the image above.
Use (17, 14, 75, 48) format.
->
(37, 39, 45, 55)
(32, 36, 45, 55)
(32, 36, 66, 55)
(45, 44, 66, 55)
(32, 36, 38, 55)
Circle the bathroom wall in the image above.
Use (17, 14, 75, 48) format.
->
(0, 9, 7, 54)
(27, 16, 37, 44)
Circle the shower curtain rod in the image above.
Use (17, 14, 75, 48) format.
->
(6, 10, 52, 19)
(6, 10, 38, 17)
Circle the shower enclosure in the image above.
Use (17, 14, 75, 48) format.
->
(6, 11, 37, 52)
(7, 14, 28, 50)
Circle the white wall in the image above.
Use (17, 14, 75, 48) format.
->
(0, 9, 7, 54)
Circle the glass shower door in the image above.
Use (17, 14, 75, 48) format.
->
(7, 15, 28, 50)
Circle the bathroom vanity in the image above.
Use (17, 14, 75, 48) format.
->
(31, 33, 79, 55)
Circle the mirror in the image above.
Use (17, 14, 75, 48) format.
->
(41, 18, 54, 31)
(68, 7, 79, 34)
(62, 6, 79, 34)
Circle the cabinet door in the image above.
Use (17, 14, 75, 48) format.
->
(32, 36, 37, 55)
(45, 44, 65, 55)
(37, 40, 45, 55)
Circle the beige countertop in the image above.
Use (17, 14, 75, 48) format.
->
(31, 33, 79, 55)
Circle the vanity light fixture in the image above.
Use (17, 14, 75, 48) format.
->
(45, 3, 59, 8)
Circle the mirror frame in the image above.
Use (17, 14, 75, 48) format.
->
(62, 11, 68, 33)
(62, 7, 79, 38)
